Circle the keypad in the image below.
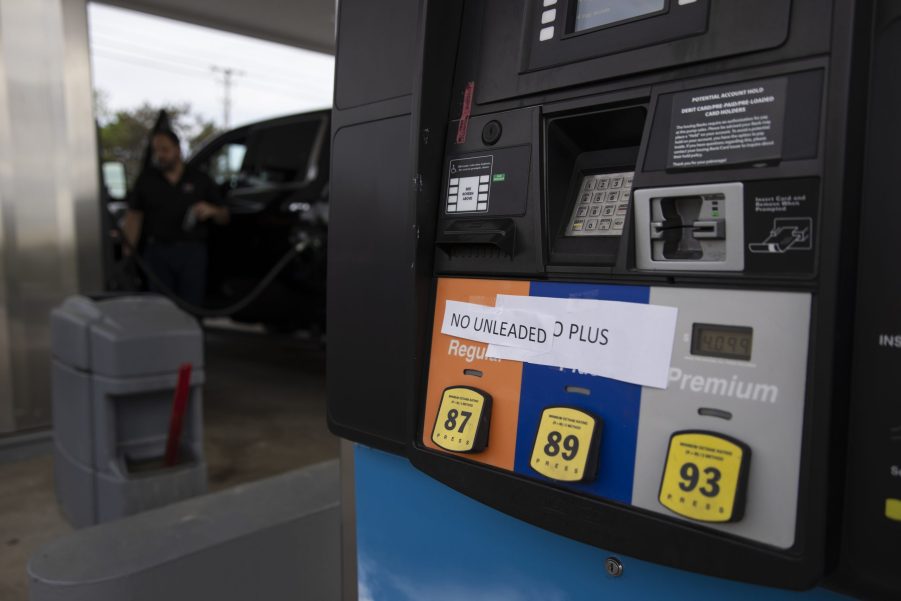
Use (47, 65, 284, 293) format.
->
(566, 171, 634, 237)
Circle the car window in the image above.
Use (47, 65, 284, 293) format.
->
(242, 119, 323, 184)
(102, 161, 128, 199)
(206, 142, 248, 186)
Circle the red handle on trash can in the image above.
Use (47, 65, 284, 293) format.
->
(164, 363, 193, 467)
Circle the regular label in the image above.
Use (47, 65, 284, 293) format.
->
(668, 77, 788, 169)
(658, 431, 750, 523)
(530, 407, 601, 482)
(431, 386, 492, 453)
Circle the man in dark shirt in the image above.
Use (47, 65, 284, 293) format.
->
(123, 129, 229, 306)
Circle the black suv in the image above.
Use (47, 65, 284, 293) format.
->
(104, 109, 330, 333)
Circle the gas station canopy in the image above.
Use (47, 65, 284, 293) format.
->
(98, 0, 336, 53)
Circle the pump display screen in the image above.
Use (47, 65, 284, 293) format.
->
(565, 171, 633, 236)
(573, 0, 666, 32)
(691, 323, 753, 360)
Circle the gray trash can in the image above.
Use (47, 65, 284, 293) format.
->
(50, 294, 207, 528)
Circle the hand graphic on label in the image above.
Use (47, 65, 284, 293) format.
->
(749, 217, 812, 254)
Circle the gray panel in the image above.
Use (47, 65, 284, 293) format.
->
(54, 442, 97, 527)
(334, 0, 419, 109)
(51, 295, 203, 376)
(89, 296, 204, 377)
(60, 0, 104, 295)
(340, 440, 358, 601)
(30, 461, 341, 601)
(51, 362, 93, 465)
(95, 458, 207, 523)
(0, 3, 14, 432)
(50, 297, 101, 371)
(631, 287, 810, 549)
(327, 116, 414, 448)
(0, 0, 102, 432)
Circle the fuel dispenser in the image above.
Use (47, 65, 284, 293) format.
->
(328, 1, 900, 598)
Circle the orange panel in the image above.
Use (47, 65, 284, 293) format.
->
(422, 277, 529, 471)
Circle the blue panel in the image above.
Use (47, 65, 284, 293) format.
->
(529, 280, 650, 305)
(354, 445, 850, 601)
(513, 281, 647, 503)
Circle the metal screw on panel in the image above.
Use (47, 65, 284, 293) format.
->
(605, 557, 624, 577)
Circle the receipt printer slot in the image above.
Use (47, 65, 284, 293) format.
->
(437, 218, 517, 257)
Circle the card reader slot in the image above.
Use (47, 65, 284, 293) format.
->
(650, 221, 726, 239)
(436, 218, 516, 257)
(691, 220, 726, 240)
(634, 183, 744, 271)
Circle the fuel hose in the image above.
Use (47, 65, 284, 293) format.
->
(113, 228, 312, 318)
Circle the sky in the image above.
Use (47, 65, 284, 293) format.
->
(87, 3, 335, 129)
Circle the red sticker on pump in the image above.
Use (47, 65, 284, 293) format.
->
(455, 81, 475, 144)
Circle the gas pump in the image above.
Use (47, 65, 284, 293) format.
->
(328, 1, 899, 598)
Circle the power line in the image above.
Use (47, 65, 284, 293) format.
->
(91, 34, 334, 87)
(92, 48, 328, 102)
(90, 32, 335, 88)
(93, 50, 210, 78)
(91, 44, 330, 99)
(89, 27, 335, 74)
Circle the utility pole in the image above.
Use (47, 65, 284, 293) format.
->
(211, 65, 245, 128)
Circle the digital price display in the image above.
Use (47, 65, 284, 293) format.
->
(658, 431, 751, 523)
(530, 407, 602, 482)
(431, 386, 492, 453)
(573, 0, 666, 33)
(691, 323, 753, 360)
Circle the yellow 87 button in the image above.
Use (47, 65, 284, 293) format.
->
(530, 407, 602, 483)
(431, 386, 492, 453)
(658, 431, 751, 523)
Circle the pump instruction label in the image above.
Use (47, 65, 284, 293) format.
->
(667, 77, 788, 169)
(744, 178, 819, 274)
(447, 155, 493, 213)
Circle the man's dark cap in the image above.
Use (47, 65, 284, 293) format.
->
(153, 128, 180, 147)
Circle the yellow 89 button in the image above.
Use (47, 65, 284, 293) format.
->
(431, 386, 492, 453)
(658, 431, 751, 523)
(530, 407, 602, 483)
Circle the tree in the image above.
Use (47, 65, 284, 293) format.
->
(96, 94, 221, 188)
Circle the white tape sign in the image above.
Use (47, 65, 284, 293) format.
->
(440, 296, 678, 388)
(440, 300, 556, 352)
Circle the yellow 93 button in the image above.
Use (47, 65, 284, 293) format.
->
(530, 407, 602, 482)
(658, 431, 751, 523)
(431, 386, 491, 453)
